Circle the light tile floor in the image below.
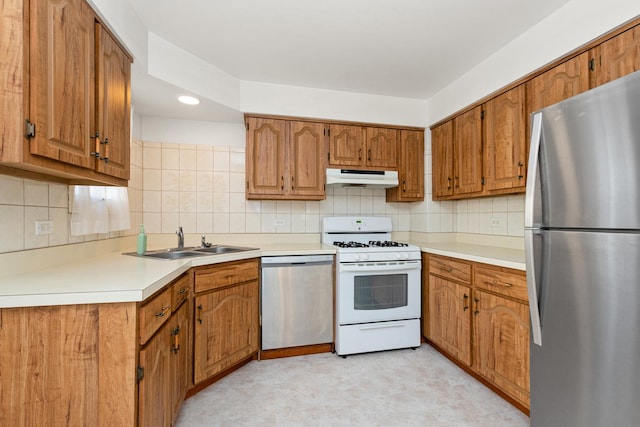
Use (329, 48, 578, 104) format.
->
(175, 344, 529, 426)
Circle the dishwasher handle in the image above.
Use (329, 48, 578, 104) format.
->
(262, 255, 333, 267)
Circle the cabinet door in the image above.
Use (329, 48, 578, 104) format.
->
(473, 290, 530, 407)
(170, 302, 190, 424)
(95, 23, 131, 180)
(594, 25, 640, 87)
(431, 121, 454, 198)
(328, 124, 364, 167)
(246, 117, 287, 197)
(484, 85, 527, 192)
(428, 276, 471, 366)
(138, 320, 172, 427)
(193, 280, 259, 384)
(453, 107, 483, 196)
(365, 127, 398, 169)
(289, 121, 325, 198)
(527, 51, 591, 113)
(387, 130, 424, 201)
(29, 0, 95, 169)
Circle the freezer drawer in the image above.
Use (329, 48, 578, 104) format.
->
(529, 230, 640, 427)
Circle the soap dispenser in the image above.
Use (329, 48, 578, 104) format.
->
(137, 224, 147, 255)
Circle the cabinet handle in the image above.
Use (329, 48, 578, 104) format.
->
(463, 293, 469, 311)
(402, 180, 406, 192)
(474, 297, 480, 315)
(447, 177, 452, 189)
(358, 148, 362, 161)
(486, 279, 513, 288)
(197, 304, 203, 324)
(367, 148, 371, 161)
(155, 306, 170, 317)
(178, 287, 188, 295)
(100, 156, 110, 163)
(455, 176, 460, 188)
(171, 326, 181, 354)
(281, 176, 284, 190)
(518, 161, 524, 179)
(291, 175, 294, 190)
(440, 265, 453, 273)
(90, 151, 100, 158)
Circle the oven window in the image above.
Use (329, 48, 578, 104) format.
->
(353, 274, 408, 310)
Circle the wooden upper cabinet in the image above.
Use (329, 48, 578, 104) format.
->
(387, 130, 424, 201)
(431, 121, 454, 198)
(95, 23, 131, 180)
(365, 127, 398, 169)
(484, 85, 527, 192)
(328, 124, 364, 167)
(0, 0, 131, 185)
(593, 25, 640, 87)
(289, 121, 325, 198)
(527, 51, 591, 114)
(246, 117, 287, 197)
(245, 117, 325, 200)
(29, 0, 96, 170)
(453, 106, 483, 196)
(328, 125, 398, 169)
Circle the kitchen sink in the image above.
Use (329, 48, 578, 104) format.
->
(125, 245, 257, 260)
(193, 245, 255, 254)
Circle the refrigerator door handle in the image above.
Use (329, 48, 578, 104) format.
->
(525, 112, 542, 229)
(525, 228, 543, 346)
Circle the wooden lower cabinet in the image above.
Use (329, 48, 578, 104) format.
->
(428, 276, 472, 366)
(138, 301, 190, 427)
(424, 253, 530, 411)
(473, 289, 530, 408)
(192, 259, 260, 385)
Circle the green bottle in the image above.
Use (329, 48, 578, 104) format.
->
(137, 224, 147, 255)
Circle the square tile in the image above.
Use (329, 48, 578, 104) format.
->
(49, 184, 69, 208)
(0, 175, 24, 205)
(0, 205, 25, 252)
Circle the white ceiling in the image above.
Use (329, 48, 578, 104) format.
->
(128, 0, 571, 120)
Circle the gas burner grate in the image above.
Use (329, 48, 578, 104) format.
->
(368, 240, 409, 247)
(333, 241, 370, 248)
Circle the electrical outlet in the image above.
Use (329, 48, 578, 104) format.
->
(274, 219, 285, 226)
(489, 217, 504, 227)
(35, 220, 54, 235)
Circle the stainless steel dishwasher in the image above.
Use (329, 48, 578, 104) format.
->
(261, 255, 334, 350)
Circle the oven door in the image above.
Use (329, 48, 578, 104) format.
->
(337, 260, 421, 325)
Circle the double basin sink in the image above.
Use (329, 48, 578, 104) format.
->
(130, 245, 257, 260)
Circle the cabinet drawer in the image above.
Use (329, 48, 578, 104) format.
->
(474, 266, 528, 301)
(139, 286, 172, 345)
(194, 259, 259, 293)
(172, 274, 191, 311)
(429, 255, 471, 284)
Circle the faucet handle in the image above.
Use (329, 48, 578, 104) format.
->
(201, 234, 212, 248)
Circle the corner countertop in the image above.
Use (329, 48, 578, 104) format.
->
(0, 243, 335, 309)
(417, 241, 525, 271)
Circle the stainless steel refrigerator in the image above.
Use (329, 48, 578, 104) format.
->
(525, 70, 640, 426)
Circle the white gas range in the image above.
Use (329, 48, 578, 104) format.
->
(322, 216, 422, 356)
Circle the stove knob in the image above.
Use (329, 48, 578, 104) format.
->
(361, 254, 369, 261)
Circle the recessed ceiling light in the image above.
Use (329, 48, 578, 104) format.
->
(178, 95, 200, 105)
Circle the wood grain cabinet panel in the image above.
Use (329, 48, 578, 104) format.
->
(365, 127, 398, 169)
(246, 117, 287, 197)
(386, 130, 424, 201)
(453, 106, 483, 196)
(328, 124, 364, 167)
(194, 258, 259, 293)
(473, 289, 530, 408)
(431, 121, 454, 198)
(429, 255, 471, 284)
(194, 280, 259, 384)
(428, 276, 472, 366)
(593, 25, 640, 86)
(484, 85, 527, 193)
(138, 286, 173, 345)
(289, 121, 326, 198)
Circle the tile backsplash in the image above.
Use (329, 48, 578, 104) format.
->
(0, 137, 525, 255)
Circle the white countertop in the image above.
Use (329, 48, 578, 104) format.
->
(0, 236, 524, 308)
(0, 243, 334, 308)
(418, 241, 525, 270)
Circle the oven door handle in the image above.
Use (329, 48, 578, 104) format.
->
(339, 261, 421, 272)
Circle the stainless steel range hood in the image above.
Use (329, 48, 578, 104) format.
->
(325, 168, 399, 188)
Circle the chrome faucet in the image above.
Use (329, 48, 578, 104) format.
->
(201, 235, 212, 247)
(176, 226, 184, 249)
